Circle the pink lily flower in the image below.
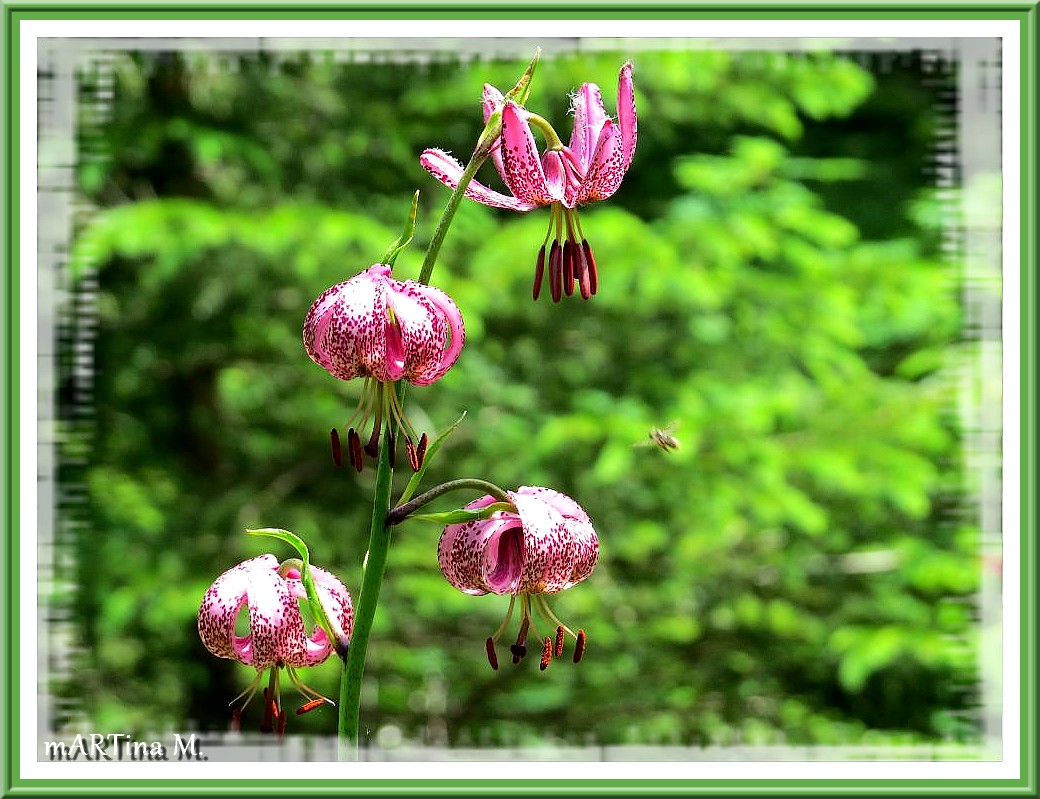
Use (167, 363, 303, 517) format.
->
(421, 62, 637, 302)
(437, 486, 599, 671)
(198, 554, 354, 734)
(303, 263, 465, 471)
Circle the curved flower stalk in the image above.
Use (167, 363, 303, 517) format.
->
(437, 486, 599, 670)
(421, 63, 636, 302)
(198, 554, 354, 734)
(303, 263, 465, 471)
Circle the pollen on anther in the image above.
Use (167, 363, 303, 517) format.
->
(573, 629, 587, 663)
(485, 636, 499, 671)
(554, 625, 565, 658)
(540, 637, 552, 670)
(296, 698, 327, 716)
(330, 428, 343, 468)
(416, 433, 429, 466)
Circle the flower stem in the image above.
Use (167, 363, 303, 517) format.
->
(418, 149, 489, 286)
(338, 426, 395, 761)
(386, 478, 512, 525)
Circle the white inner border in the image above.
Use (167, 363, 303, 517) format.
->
(19, 18, 1023, 783)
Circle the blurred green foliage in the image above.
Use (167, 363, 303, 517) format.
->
(60, 45, 980, 748)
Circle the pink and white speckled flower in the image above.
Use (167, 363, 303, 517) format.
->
(437, 486, 599, 671)
(303, 263, 465, 471)
(421, 63, 636, 302)
(198, 554, 353, 733)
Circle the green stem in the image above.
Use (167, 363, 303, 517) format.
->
(338, 428, 395, 761)
(334, 49, 540, 757)
(387, 478, 512, 525)
(418, 149, 489, 286)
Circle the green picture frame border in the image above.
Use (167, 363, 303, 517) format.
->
(3, 2, 1036, 795)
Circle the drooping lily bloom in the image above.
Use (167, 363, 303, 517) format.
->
(437, 486, 599, 670)
(303, 263, 465, 471)
(198, 554, 354, 733)
(421, 63, 636, 302)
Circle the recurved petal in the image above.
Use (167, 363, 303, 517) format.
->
(511, 490, 577, 594)
(383, 282, 437, 383)
(481, 84, 508, 181)
(198, 554, 279, 663)
(500, 102, 557, 205)
(406, 282, 465, 385)
(616, 62, 637, 171)
(420, 149, 538, 212)
(576, 119, 628, 204)
(304, 267, 388, 382)
(311, 565, 355, 644)
(244, 566, 312, 670)
(564, 516, 600, 588)
(438, 501, 524, 595)
(568, 81, 609, 172)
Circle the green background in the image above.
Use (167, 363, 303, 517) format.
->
(54, 42, 990, 752)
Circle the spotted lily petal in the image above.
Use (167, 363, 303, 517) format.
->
(438, 495, 520, 596)
(575, 118, 625, 204)
(304, 268, 384, 382)
(482, 83, 508, 180)
(244, 566, 313, 669)
(569, 81, 610, 173)
(616, 62, 638, 171)
(309, 565, 355, 654)
(198, 554, 279, 662)
(500, 101, 559, 205)
(420, 148, 538, 212)
(510, 487, 577, 594)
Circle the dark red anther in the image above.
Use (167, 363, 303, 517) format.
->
(533, 244, 546, 301)
(509, 643, 527, 664)
(416, 433, 428, 467)
(485, 637, 499, 671)
(330, 428, 343, 468)
(540, 637, 553, 671)
(406, 437, 419, 472)
(275, 710, 287, 737)
(230, 707, 242, 733)
(260, 688, 275, 733)
(574, 241, 591, 299)
(563, 241, 576, 297)
(581, 240, 598, 296)
(364, 425, 380, 458)
(555, 625, 565, 658)
(348, 428, 364, 473)
(296, 698, 327, 716)
(549, 240, 563, 303)
(573, 629, 587, 663)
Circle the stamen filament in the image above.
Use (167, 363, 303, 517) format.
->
(490, 595, 517, 641)
(534, 594, 576, 639)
